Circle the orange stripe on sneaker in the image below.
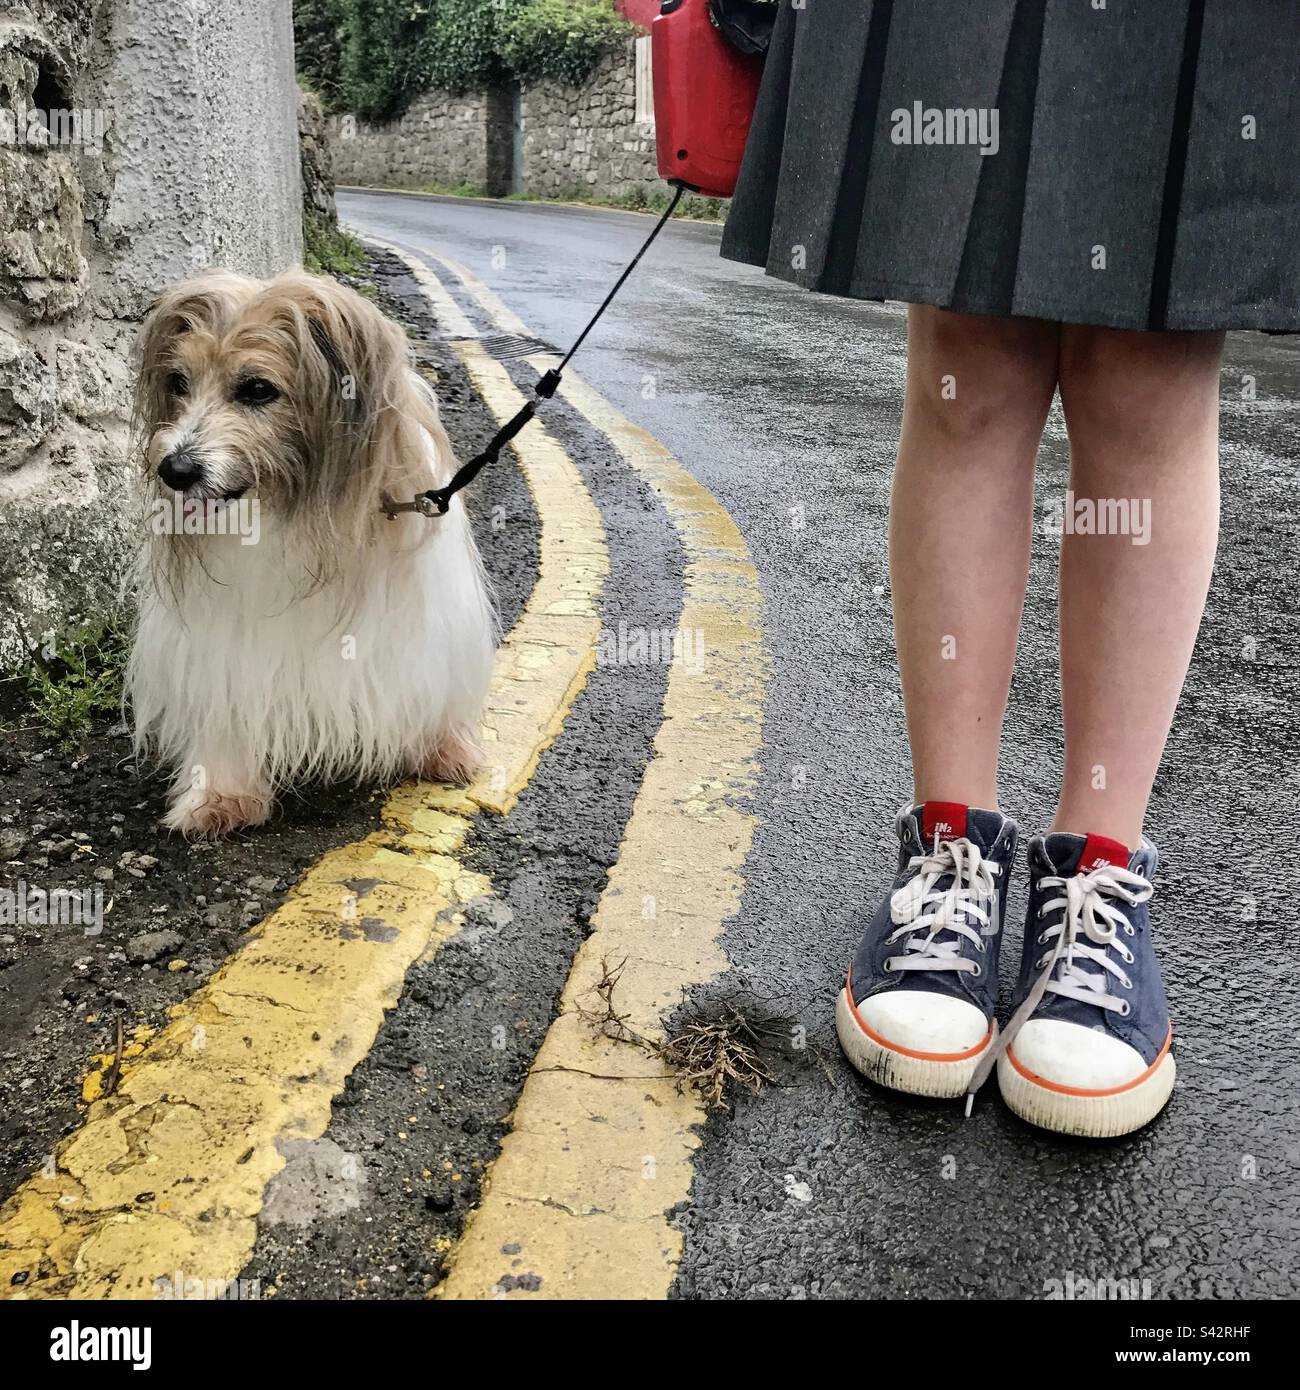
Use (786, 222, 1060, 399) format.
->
(844, 966, 993, 1063)
(1005, 1024, 1174, 1097)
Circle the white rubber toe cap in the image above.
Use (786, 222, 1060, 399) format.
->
(857, 989, 990, 1056)
(1009, 1018, 1148, 1091)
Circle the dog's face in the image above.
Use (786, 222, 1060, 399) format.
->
(141, 276, 290, 503)
(134, 270, 446, 528)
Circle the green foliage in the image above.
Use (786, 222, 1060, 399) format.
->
(509, 185, 727, 222)
(424, 0, 516, 95)
(303, 212, 369, 276)
(597, 185, 726, 222)
(293, 0, 632, 120)
(294, 0, 349, 110)
(412, 178, 487, 198)
(27, 614, 131, 748)
(339, 1, 442, 122)
(498, 0, 635, 85)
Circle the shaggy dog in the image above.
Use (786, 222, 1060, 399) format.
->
(128, 270, 496, 837)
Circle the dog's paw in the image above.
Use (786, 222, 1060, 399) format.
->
(164, 786, 272, 839)
(419, 731, 482, 787)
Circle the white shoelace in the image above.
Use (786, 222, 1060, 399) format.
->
(964, 859, 1154, 1112)
(886, 837, 1002, 976)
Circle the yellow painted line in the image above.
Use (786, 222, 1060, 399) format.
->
(417, 249, 533, 340)
(360, 231, 608, 817)
(358, 231, 479, 339)
(452, 337, 607, 816)
(419, 249, 768, 1300)
(0, 283, 608, 1299)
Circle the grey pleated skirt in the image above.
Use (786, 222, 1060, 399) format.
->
(721, 0, 1300, 332)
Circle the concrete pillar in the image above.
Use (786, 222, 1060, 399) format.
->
(0, 0, 303, 671)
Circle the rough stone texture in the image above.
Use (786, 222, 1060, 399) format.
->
(299, 89, 338, 227)
(520, 46, 664, 199)
(328, 87, 506, 195)
(0, 0, 303, 673)
(326, 41, 667, 203)
(0, 14, 90, 325)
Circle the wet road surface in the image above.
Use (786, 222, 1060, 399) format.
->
(340, 189, 1300, 1299)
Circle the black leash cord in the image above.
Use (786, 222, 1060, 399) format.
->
(384, 182, 687, 519)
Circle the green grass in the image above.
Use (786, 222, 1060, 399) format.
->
(369, 180, 727, 223)
(409, 179, 488, 199)
(303, 213, 369, 276)
(27, 612, 132, 748)
(510, 185, 726, 222)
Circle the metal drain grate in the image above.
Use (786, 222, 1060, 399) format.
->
(475, 332, 562, 361)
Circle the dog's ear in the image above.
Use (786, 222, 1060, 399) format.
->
(132, 272, 258, 453)
(271, 274, 446, 515)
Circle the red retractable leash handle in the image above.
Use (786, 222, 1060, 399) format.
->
(652, 0, 764, 200)
(383, 0, 762, 520)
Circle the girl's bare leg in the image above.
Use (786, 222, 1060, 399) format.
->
(891, 305, 1060, 809)
(1052, 325, 1225, 846)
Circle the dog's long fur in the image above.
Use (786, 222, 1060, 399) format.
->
(128, 270, 496, 837)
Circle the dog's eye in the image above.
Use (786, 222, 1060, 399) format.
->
(168, 372, 189, 398)
(236, 377, 280, 407)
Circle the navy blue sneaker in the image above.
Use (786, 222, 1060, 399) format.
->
(836, 802, 1018, 1099)
(968, 832, 1174, 1137)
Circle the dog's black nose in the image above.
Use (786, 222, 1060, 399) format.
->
(158, 446, 204, 492)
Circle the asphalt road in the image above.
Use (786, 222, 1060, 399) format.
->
(338, 188, 1300, 1300)
(241, 251, 690, 1298)
(6, 183, 1289, 1302)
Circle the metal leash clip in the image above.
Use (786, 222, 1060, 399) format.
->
(380, 490, 447, 520)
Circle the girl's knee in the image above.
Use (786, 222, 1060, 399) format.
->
(906, 305, 1058, 440)
(1059, 326, 1225, 442)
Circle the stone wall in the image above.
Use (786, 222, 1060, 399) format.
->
(300, 89, 338, 229)
(326, 39, 668, 203)
(520, 46, 662, 199)
(328, 86, 513, 196)
(0, 0, 302, 672)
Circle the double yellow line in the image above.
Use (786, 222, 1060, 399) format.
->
(0, 239, 767, 1301)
